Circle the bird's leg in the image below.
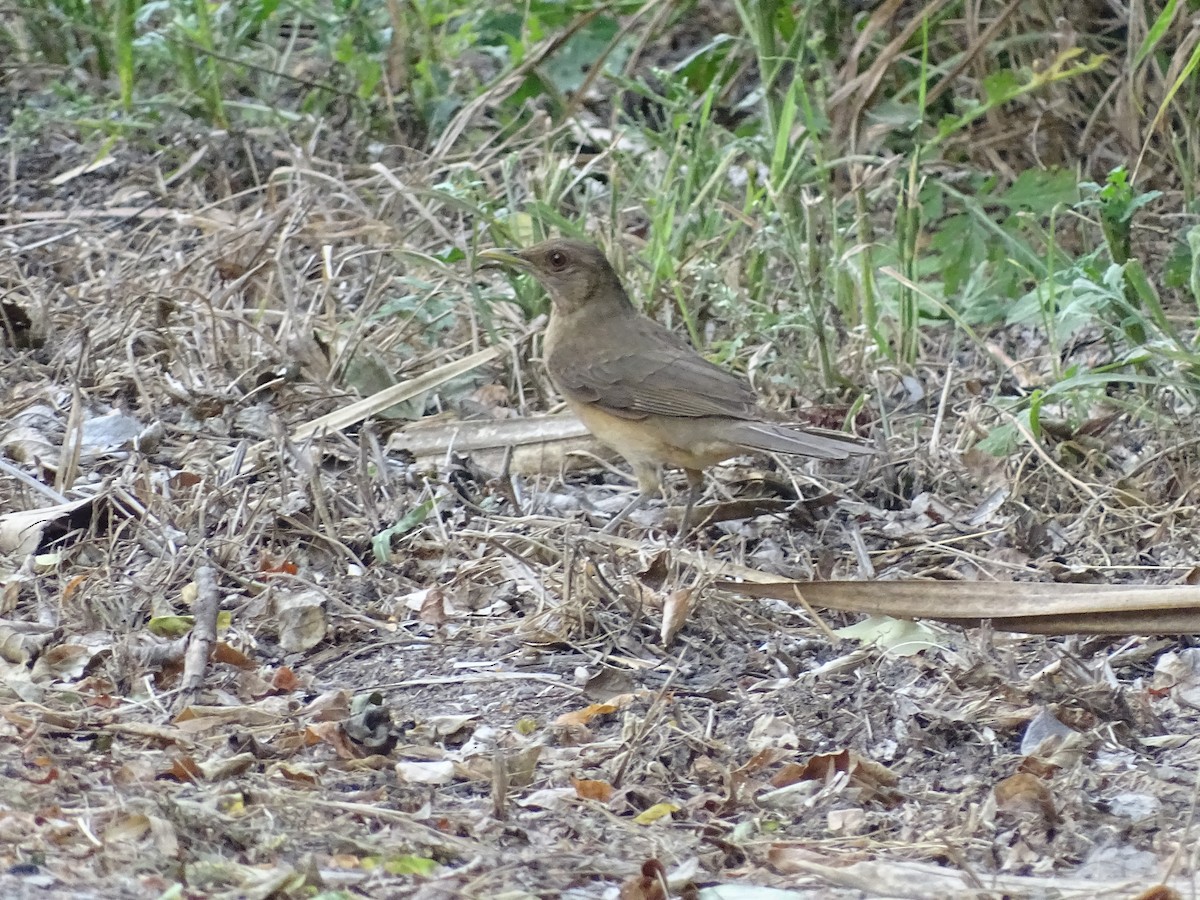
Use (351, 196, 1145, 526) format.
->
(675, 468, 705, 544)
(600, 464, 661, 534)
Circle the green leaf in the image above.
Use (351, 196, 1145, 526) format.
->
(542, 16, 624, 94)
(1133, 0, 1181, 69)
(673, 33, 736, 92)
(1027, 389, 1044, 438)
(372, 499, 435, 562)
(999, 169, 1079, 213)
(148, 615, 194, 638)
(974, 423, 1019, 456)
(382, 855, 439, 877)
(834, 616, 945, 657)
(981, 69, 1021, 105)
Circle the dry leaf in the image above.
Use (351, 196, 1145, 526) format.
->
(660, 588, 696, 645)
(396, 760, 456, 785)
(771, 749, 899, 805)
(501, 745, 542, 789)
(994, 772, 1059, 824)
(572, 777, 615, 803)
(102, 813, 150, 845)
(554, 692, 637, 727)
(273, 589, 327, 652)
(166, 756, 203, 783)
(718, 577, 1200, 634)
(0, 497, 97, 557)
(419, 587, 447, 626)
(618, 859, 668, 900)
(1131, 886, 1183, 900)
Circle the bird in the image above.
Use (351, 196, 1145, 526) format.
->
(478, 238, 873, 535)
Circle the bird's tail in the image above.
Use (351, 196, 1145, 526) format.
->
(724, 421, 874, 460)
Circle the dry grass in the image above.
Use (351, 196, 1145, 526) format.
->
(3, 4, 1200, 897)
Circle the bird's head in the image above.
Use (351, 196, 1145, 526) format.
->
(478, 238, 631, 315)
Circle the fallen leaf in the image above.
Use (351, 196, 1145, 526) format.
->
(382, 855, 439, 876)
(994, 772, 1058, 824)
(166, 756, 203, 783)
(555, 692, 637, 727)
(833, 615, 945, 656)
(661, 588, 696, 645)
(618, 859, 667, 900)
(0, 497, 98, 558)
(634, 802, 680, 825)
(395, 760, 456, 785)
(274, 589, 327, 652)
(770, 749, 899, 805)
(572, 777, 615, 803)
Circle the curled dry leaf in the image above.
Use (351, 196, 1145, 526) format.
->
(419, 586, 447, 626)
(1153, 649, 1200, 709)
(273, 589, 327, 652)
(660, 588, 696, 645)
(770, 749, 900, 806)
(200, 752, 255, 781)
(273, 763, 321, 785)
(554, 692, 638, 727)
(0, 621, 56, 665)
(0, 497, 98, 558)
(618, 859, 667, 900)
(422, 713, 479, 740)
(572, 777, 615, 803)
(396, 759, 456, 785)
(165, 756, 203, 783)
(993, 772, 1059, 825)
(30, 644, 99, 682)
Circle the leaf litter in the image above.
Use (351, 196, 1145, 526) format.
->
(3, 116, 1200, 900)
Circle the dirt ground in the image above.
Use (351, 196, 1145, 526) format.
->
(3, 122, 1200, 900)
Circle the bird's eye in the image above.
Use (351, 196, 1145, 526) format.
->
(548, 250, 567, 270)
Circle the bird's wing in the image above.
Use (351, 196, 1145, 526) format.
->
(548, 324, 760, 421)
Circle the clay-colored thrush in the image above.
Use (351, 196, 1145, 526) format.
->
(479, 238, 872, 532)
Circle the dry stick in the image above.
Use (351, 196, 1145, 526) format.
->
(558, 0, 659, 124)
(923, 0, 1024, 109)
(830, 0, 952, 147)
(790, 584, 840, 645)
(848, 522, 876, 580)
(1157, 741, 1200, 885)
(929, 360, 954, 453)
(57, 378, 86, 499)
(999, 407, 1101, 501)
(429, 7, 607, 161)
(305, 798, 476, 853)
(307, 464, 340, 548)
(177, 565, 220, 708)
(0, 458, 69, 504)
(491, 750, 509, 822)
(611, 648, 685, 789)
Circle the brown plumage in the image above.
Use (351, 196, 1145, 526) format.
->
(479, 238, 872, 533)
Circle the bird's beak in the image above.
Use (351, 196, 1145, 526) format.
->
(477, 248, 531, 271)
